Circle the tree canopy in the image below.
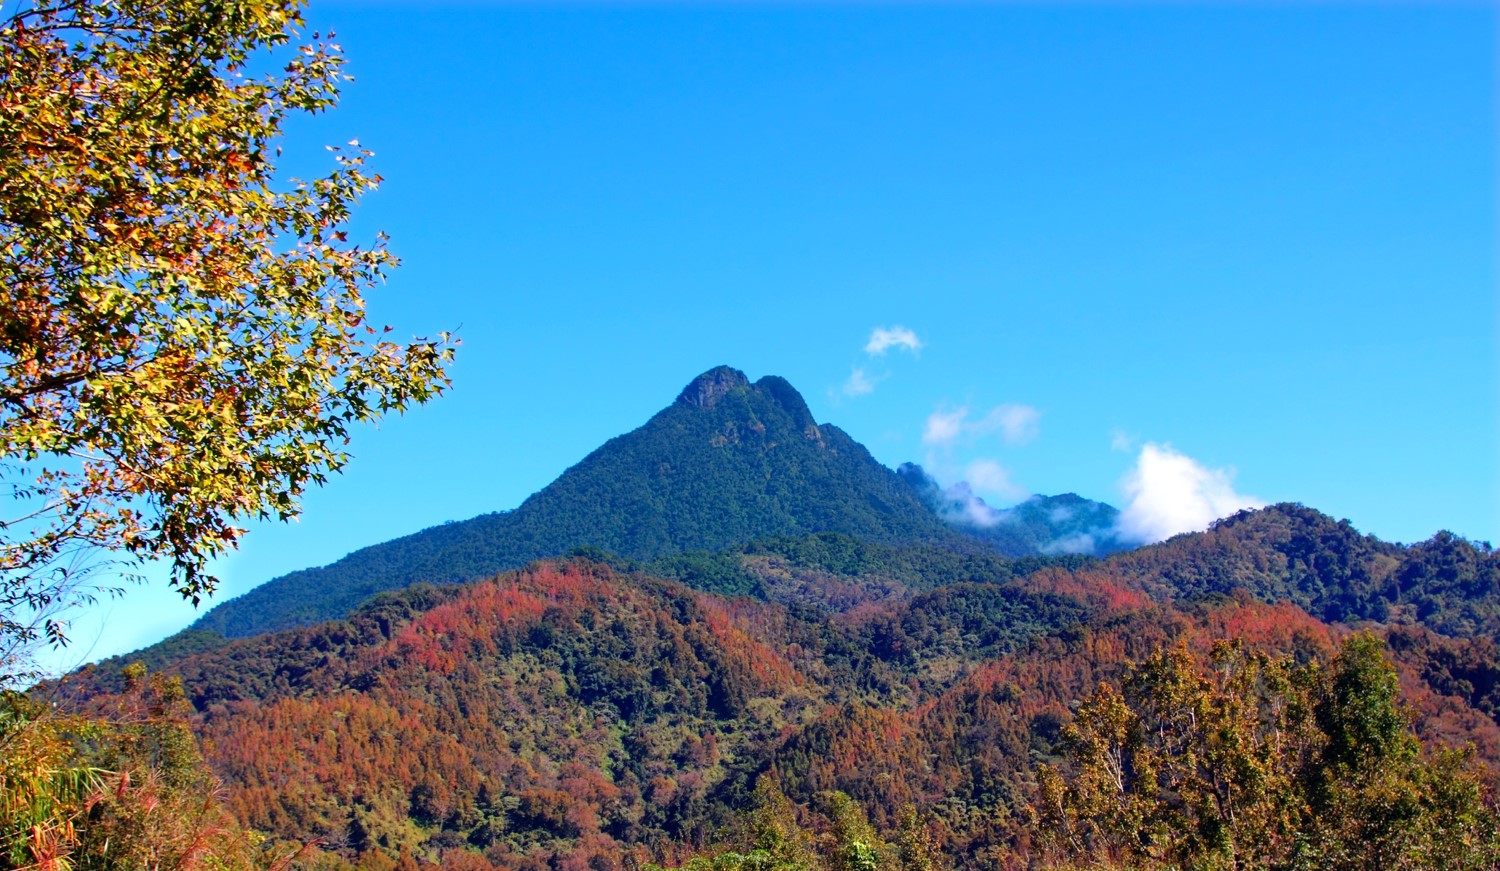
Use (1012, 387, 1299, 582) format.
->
(1, 665, 287, 869)
(0, 0, 453, 676)
(1035, 634, 1500, 870)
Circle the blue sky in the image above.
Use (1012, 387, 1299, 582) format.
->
(39, 2, 1497, 672)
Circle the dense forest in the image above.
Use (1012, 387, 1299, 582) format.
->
(104, 368, 1122, 650)
(49, 504, 1500, 870)
(174, 368, 962, 639)
(4, 0, 1492, 868)
(14, 366, 1500, 871)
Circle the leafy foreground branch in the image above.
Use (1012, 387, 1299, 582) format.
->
(0, 0, 454, 679)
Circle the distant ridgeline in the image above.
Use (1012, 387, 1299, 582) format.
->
(66, 498, 1500, 868)
(62, 367, 1500, 867)
(141, 367, 1124, 645)
(896, 462, 1133, 556)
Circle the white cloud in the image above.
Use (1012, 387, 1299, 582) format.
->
(943, 481, 1002, 527)
(921, 403, 1041, 447)
(965, 458, 1027, 501)
(842, 367, 876, 397)
(922, 407, 968, 446)
(938, 479, 1023, 527)
(865, 326, 922, 356)
(1115, 443, 1263, 544)
(977, 404, 1041, 446)
(1042, 532, 1098, 556)
(835, 326, 921, 398)
(1110, 428, 1136, 453)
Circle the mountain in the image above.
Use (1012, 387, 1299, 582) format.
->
(897, 462, 1131, 556)
(1111, 502, 1500, 634)
(131, 559, 1087, 865)
(186, 367, 974, 638)
(66, 504, 1500, 869)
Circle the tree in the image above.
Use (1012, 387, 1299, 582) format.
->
(1299, 633, 1500, 871)
(1033, 634, 1500, 870)
(0, 0, 454, 677)
(817, 791, 887, 871)
(1, 664, 293, 869)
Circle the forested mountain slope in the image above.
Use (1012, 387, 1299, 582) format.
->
(185, 367, 965, 638)
(82, 531, 1097, 688)
(66, 506, 1500, 869)
(173, 367, 1120, 642)
(1111, 502, 1500, 633)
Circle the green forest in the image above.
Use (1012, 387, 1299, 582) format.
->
(33, 507, 1500, 869)
(3, 1, 1498, 870)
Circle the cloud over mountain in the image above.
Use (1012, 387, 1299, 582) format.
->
(965, 458, 1026, 502)
(1116, 443, 1263, 543)
(922, 404, 1041, 448)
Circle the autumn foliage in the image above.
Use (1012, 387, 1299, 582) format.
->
(49, 506, 1500, 869)
(0, 0, 453, 677)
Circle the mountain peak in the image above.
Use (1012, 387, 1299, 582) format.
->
(753, 375, 816, 430)
(676, 366, 750, 408)
(179, 366, 959, 638)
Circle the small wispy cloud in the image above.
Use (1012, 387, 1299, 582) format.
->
(943, 481, 1004, 527)
(1110, 428, 1137, 453)
(965, 458, 1027, 501)
(865, 326, 922, 356)
(1115, 443, 1263, 544)
(1042, 532, 1098, 556)
(843, 367, 876, 397)
(836, 326, 922, 400)
(922, 407, 968, 446)
(921, 403, 1042, 447)
(982, 404, 1041, 446)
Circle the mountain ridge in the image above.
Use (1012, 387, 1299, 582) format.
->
(897, 462, 1133, 556)
(66, 366, 1125, 657)
(186, 367, 972, 638)
(65, 502, 1500, 868)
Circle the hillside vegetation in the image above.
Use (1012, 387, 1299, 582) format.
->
(121, 368, 1119, 650)
(44, 369, 1500, 870)
(182, 368, 973, 639)
(62, 503, 1500, 869)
